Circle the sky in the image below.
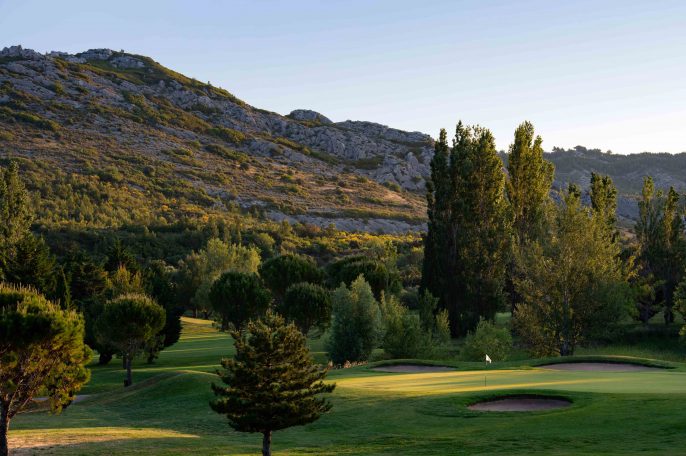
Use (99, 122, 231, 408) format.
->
(1, 0, 685, 154)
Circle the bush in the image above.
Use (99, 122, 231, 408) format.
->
(206, 126, 246, 144)
(461, 318, 512, 362)
(327, 276, 383, 364)
(380, 293, 433, 359)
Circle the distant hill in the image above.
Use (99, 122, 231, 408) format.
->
(1, 45, 683, 232)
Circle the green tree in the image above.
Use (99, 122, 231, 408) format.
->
(326, 276, 383, 364)
(2, 234, 57, 297)
(211, 311, 335, 456)
(590, 173, 618, 238)
(379, 293, 433, 359)
(145, 260, 183, 362)
(635, 178, 686, 324)
(259, 254, 323, 300)
(209, 271, 272, 331)
(422, 122, 511, 336)
(94, 293, 165, 386)
(506, 121, 555, 243)
(0, 284, 91, 456)
(327, 255, 400, 300)
(461, 318, 512, 362)
(0, 162, 33, 262)
(514, 188, 631, 356)
(280, 282, 331, 336)
(188, 239, 261, 318)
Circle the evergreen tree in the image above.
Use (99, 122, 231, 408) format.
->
(259, 254, 323, 301)
(211, 311, 335, 456)
(94, 293, 165, 387)
(2, 234, 57, 297)
(0, 284, 91, 456)
(209, 271, 272, 331)
(280, 282, 331, 336)
(422, 122, 511, 335)
(0, 162, 33, 260)
(145, 260, 183, 360)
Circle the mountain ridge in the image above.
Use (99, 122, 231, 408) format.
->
(1, 45, 685, 231)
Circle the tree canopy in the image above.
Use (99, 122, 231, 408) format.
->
(0, 284, 91, 456)
(211, 311, 335, 456)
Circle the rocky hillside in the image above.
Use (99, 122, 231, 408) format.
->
(1, 45, 684, 232)
(0, 45, 431, 233)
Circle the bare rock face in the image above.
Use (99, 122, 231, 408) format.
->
(288, 109, 333, 124)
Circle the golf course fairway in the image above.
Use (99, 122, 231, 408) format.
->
(12, 318, 686, 455)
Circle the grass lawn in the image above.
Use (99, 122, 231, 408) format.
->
(12, 317, 686, 455)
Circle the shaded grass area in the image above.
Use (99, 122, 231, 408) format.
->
(13, 318, 686, 455)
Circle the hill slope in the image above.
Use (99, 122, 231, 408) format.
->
(1, 45, 685, 231)
(0, 45, 430, 233)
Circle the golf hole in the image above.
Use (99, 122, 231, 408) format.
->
(468, 395, 572, 412)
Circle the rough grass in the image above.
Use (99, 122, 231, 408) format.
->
(12, 317, 686, 455)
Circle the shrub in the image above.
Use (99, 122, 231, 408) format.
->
(461, 318, 512, 362)
(206, 126, 246, 144)
(380, 293, 433, 359)
(327, 276, 383, 364)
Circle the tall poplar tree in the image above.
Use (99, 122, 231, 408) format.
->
(505, 121, 554, 243)
(422, 122, 510, 335)
(635, 178, 686, 323)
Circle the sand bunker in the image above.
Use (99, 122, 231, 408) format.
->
(539, 362, 661, 372)
(371, 364, 455, 373)
(469, 395, 571, 412)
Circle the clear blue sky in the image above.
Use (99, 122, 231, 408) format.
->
(1, 0, 685, 153)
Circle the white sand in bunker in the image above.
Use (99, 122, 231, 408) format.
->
(370, 364, 455, 373)
(539, 362, 662, 372)
(469, 396, 571, 412)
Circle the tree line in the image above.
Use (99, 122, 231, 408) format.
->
(422, 120, 686, 356)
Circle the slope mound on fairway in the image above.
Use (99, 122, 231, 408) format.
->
(370, 364, 455, 373)
(468, 395, 572, 412)
(539, 362, 663, 372)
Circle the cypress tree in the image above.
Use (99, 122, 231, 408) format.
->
(211, 311, 335, 456)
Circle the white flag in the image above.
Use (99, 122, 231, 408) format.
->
(485, 354, 492, 364)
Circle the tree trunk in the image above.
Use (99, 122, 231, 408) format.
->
(0, 403, 10, 456)
(262, 430, 272, 456)
(124, 355, 133, 387)
(193, 308, 198, 318)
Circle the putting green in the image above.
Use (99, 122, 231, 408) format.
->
(339, 367, 686, 395)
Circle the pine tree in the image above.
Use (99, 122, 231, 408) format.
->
(2, 234, 57, 297)
(0, 162, 33, 257)
(94, 293, 165, 386)
(0, 284, 91, 456)
(211, 311, 335, 456)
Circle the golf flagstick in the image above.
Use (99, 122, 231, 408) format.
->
(484, 354, 491, 388)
